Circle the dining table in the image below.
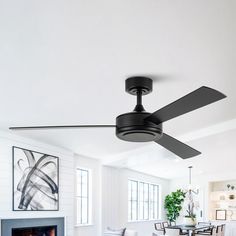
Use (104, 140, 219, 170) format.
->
(168, 224, 211, 236)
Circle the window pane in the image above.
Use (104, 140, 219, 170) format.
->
(82, 198, 88, 224)
(132, 201, 138, 220)
(128, 180, 138, 221)
(132, 181, 138, 201)
(150, 202, 154, 219)
(153, 201, 156, 219)
(128, 181, 132, 201)
(82, 170, 88, 184)
(139, 183, 144, 202)
(77, 169, 89, 225)
(77, 197, 82, 224)
(128, 181, 132, 221)
(144, 183, 149, 220)
(77, 171, 82, 196)
(150, 185, 154, 202)
(82, 182, 88, 197)
(144, 201, 149, 220)
(139, 182, 144, 220)
(128, 200, 132, 221)
(149, 184, 159, 220)
(144, 183, 149, 201)
(155, 185, 159, 219)
(139, 200, 144, 220)
(149, 184, 154, 219)
(77, 183, 82, 197)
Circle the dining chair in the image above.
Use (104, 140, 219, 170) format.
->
(216, 225, 222, 236)
(162, 221, 169, 228)
(197, 222, 212, 233)
(195, 226, 216, 236)
(154, 222, 165, 235)
(154, 222, 163, 230)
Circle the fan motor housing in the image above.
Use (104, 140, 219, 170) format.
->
(116, 112, 163, 142)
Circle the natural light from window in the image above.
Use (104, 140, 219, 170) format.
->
(128, 179, 160, 222)
(76, 168, 91, 225)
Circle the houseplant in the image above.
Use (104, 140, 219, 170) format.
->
(164, 189, 186, 223)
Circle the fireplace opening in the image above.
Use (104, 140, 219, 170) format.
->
(12, 225, 57, 236)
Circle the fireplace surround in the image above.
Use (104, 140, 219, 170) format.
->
(1, 217, 64, 236)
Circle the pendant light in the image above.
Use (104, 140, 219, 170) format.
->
(186, 166, 199, 195)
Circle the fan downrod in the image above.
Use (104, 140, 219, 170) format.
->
(126, 76, 153, 112)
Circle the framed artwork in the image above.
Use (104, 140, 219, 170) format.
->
(216, 210, 227, 220)
(13, 146, 59, 211)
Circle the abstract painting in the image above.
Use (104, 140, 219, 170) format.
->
(13, 146, 59, 211)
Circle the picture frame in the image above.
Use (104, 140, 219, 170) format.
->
(216, 210, 227, 220)
(12, 146, 59, 211)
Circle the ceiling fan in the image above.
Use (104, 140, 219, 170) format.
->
(10, 76, 226, 159)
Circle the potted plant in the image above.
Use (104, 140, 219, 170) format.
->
(164, 189, 186, 223)
(184, 199, 197, 226)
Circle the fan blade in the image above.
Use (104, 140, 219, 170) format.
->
(145, 86, 226, 125)
(9, 125, 116, 130)
(155, 133, 201, 159)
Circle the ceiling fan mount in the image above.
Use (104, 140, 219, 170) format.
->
(9, 75, 226, 159)
(116, 76, 163, 142)
(125, 76, 153, 96)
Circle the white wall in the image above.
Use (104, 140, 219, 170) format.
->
(102, 167, 121, 230)
(102, 166, 170, 236)
(74, 154, 102, 236)
(0, 131, 75, 236)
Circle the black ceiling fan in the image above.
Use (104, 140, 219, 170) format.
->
(9, 76, 226, 159)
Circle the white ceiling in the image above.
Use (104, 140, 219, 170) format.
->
(0, 0, 235, 178)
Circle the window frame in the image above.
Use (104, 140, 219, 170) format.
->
(128, 178, 161, 222)
(139, 181, 149, 220)
(128, 179, 138, 221)
(76, 167, 92, 226)
(149, 183, 160, 220)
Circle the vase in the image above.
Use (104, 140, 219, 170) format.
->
(183, 217, 197, 226)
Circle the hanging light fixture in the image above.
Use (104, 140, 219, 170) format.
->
(186, 166, 199, 195)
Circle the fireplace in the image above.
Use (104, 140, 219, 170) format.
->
(1, 217, 64, 236)
(12, 225, 57, 236)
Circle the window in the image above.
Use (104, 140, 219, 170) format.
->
(128, 179, 160, 221)
(76, 168, 90, 225)
(149, 184, 159, 220)
(128, 180, 138, 221)
(139, 182, 149, 220)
